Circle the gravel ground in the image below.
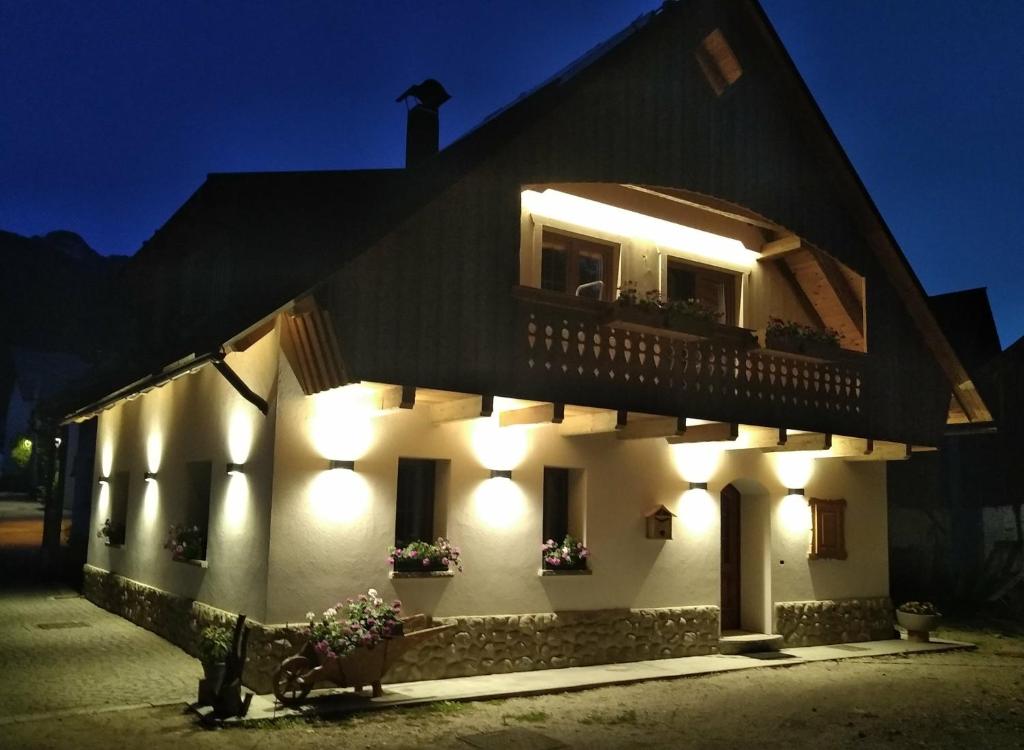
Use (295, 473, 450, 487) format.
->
(5, 624, 1024, 750)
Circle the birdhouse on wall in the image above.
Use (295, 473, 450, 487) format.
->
(646, 504, 676, 540)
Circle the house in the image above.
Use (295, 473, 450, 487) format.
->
(889, 289, 1021, 610)
(64, 0, 993, 693)
(2, 348, 89, 478)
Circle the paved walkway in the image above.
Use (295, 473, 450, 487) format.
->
(239, 636, 973, 724)
(0, 588, 200, 723)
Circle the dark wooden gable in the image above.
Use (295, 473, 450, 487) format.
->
(315, 0, 955, 445)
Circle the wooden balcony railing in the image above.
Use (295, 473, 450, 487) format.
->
(514, 289, 868, 435)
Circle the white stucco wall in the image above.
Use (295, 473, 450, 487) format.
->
(264, 354, 890, 627)
(86, 328, 280, 621)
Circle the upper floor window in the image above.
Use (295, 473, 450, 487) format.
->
(666, 257, 738, 325)
(540, 230, 616, 302)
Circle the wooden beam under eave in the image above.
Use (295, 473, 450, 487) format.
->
(499, 403, 561, 427)
(665, 422, 739, 445)
(760, 432, 832, 453)
(430, 395, 488, 424)
(775, 259, 827, 331)
(616, 416, 687, 441)
(759, 234, 803, 260)
(560, 411, 619, 437)
(809, 248, 865, 338)
(371, 385, 405, 412)
(843, 441, 911, 462)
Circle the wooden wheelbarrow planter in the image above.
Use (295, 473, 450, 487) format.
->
(273, 614, 453, 706)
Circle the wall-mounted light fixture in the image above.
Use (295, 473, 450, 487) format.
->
(786, 487, 806, 496)
(226, 462, 246, 476)
(97, 477, 110, 487)
(144, 471, 157, 483)
(490, 469, 512, 480)
(328, 459, 355, 471)
(689, 481, 708, 491)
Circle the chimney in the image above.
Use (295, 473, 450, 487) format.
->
(396, 79, 451, 167)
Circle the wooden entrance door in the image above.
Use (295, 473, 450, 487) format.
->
(720, 484, 741, 631)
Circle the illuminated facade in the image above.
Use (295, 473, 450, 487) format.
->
(71, 0, 991, 689)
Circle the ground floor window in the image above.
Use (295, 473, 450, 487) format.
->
(184, 460, 213, 560)
(542, 466, 587, 570)
(107, 470, 129, 545)
(395, 458, 445, 546)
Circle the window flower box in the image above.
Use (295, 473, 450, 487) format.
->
(542, 535, 590, 573)
(388, 537, 463, 576)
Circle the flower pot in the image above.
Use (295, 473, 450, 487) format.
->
(896, 610, 940, 643)
(198, 661, 226, 705)
(393, 558, 449, 573)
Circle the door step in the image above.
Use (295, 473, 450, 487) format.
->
(718, 632, 784, 655)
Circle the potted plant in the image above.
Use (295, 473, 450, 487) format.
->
(896, 601, 942, 643)
(542, 534, 590, 571)
(388, 537, 463, 573)
(197, 625, 233, 699)
(164, 523, 204, 562)
(764, 317, 843, 359)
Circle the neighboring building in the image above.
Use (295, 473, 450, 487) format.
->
(1, 348, 88, 477)
(890, 289, 1021, 611)
(66, 0, 992, 693)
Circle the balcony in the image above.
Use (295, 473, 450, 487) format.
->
(512, 288, 868, 436)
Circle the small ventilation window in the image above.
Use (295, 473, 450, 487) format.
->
(695, 28, 743, 96)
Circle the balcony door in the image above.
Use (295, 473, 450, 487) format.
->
(540, 229, 616, 301)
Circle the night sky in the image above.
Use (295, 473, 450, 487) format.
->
(2, 1, 1022, 345)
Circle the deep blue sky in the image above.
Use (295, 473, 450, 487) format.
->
(2, 1, 1022, 345)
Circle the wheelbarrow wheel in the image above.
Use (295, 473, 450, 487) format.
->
(273, 656, 313, 707)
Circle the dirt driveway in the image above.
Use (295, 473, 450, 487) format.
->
(5, 623, 1023, 749)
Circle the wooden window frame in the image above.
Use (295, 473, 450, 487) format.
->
(539, 228, 618, 302)
(665, 257, 740, 326)
(808, 497, 847, 560)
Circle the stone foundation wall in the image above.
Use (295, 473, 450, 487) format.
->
(386, 606, 720, 683)
(83, 565, 719, 694)
(774, 597, 895, 647)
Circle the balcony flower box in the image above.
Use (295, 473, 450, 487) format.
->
(606, 304, 757, 349)
(763, 329, 842, 361)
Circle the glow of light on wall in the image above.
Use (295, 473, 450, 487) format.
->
(771, 453, 816, 490)
(146, 432, 163, 474)
(142, 481, 159, 525)
(471, 416, 529, 472)
(228, 409, 255, 464)
(670, 443, 723, 483)
(310, 386, 377, 461)
(473, 477, 527, 529)
(100, 442, 113, 478)
(678, 489, 717, 535)
(521, 189, 760, 272)
(309, 468, 371, 523)
(778, 493, 812, 535)
(97, 483, 110, 519)
(223, 475, 249, 530)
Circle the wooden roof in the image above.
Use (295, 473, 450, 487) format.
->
(68, 0, 993, 428)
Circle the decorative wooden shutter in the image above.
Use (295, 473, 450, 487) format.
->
(809, 498, 847, 560)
